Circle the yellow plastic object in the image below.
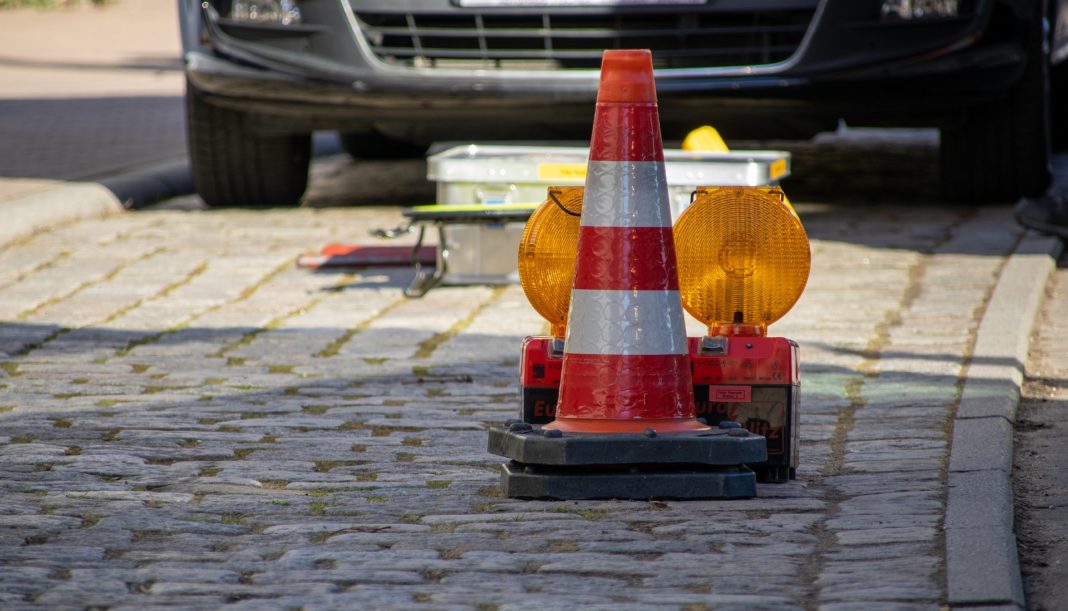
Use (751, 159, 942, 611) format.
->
(674, 186, 810, 336)
(681, 127, 797, 216)
(517, 186, 584, 338)
(682, 125, 730, 153)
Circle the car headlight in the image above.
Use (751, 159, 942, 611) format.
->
(881, 0, 960, 21)
(229, 0, 302, 26)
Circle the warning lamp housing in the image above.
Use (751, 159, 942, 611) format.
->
(519, 334, 801, 483)
(677, 185, 808, 481)
(519, 336, 564, 424)
(687, 334, 800, 482)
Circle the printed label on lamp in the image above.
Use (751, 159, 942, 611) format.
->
(710, 385, 752, 402)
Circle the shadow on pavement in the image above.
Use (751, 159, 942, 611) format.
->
(0, 320, 1044, 381)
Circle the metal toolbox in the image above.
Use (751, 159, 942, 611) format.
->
(424, 144, 791, 286)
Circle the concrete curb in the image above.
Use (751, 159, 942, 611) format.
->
(0, 182, 125, 249)
(945, 231, 1064, 609)
(0, 132, 345, 250)
(0, 157, 195, 250)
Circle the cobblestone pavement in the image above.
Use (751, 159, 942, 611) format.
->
(0, 198, 1025, 609)
(1015, 252, 1068, 611)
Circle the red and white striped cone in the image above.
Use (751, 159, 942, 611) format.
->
(545, 49, 706, 435)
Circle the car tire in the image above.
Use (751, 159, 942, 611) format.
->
(1053, 61, 1067, 150)
(1052, 7, 1068, 153)
(339, 131, 425, 160)
(940, 11, 1052, 203)
(186, 82, 311, 208)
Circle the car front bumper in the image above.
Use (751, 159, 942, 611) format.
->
(181, 0, 1037, 140)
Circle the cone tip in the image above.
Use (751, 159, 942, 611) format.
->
(596, 49, 656, 104)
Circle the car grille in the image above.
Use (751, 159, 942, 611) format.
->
(351, 9, 815, 71)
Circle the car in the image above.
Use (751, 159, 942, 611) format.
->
(179, 0, 1067, 207)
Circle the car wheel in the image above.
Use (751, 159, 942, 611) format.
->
(339, 131, 425, 160)
(940, 10, 1052, 203)
(185, 82, 311, 208)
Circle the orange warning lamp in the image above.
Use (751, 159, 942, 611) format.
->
(519, 185, 809, 338)
(674, 186, 810, 337)
(517, 186, 583, 339)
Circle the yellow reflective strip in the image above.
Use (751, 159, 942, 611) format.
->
(770, 158, 788, 180)
(537, 162, 588, 181)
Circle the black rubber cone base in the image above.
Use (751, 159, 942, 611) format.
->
(501, 461, 757, 500)
(488, 425, 767, 466)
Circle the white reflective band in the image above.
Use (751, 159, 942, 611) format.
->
(565, 289, 688, 356)
(582, 161, 672, 228)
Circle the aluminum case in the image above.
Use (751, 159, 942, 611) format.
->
(424, 143, 790, 285)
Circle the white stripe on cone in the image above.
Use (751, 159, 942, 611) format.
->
(581, 161, 673, 228)
(565, 289, 689, 356)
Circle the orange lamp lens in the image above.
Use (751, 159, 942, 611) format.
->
(674, 186, 810, 336)
(517, 186, 583, 338)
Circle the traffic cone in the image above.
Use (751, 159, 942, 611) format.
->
(486, 50, 766, 500)
(546, 49, 704, 434)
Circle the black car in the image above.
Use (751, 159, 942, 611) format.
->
(179, 0, 1068, 207)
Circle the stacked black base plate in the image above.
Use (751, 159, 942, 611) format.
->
(488, 422, 767, 500)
